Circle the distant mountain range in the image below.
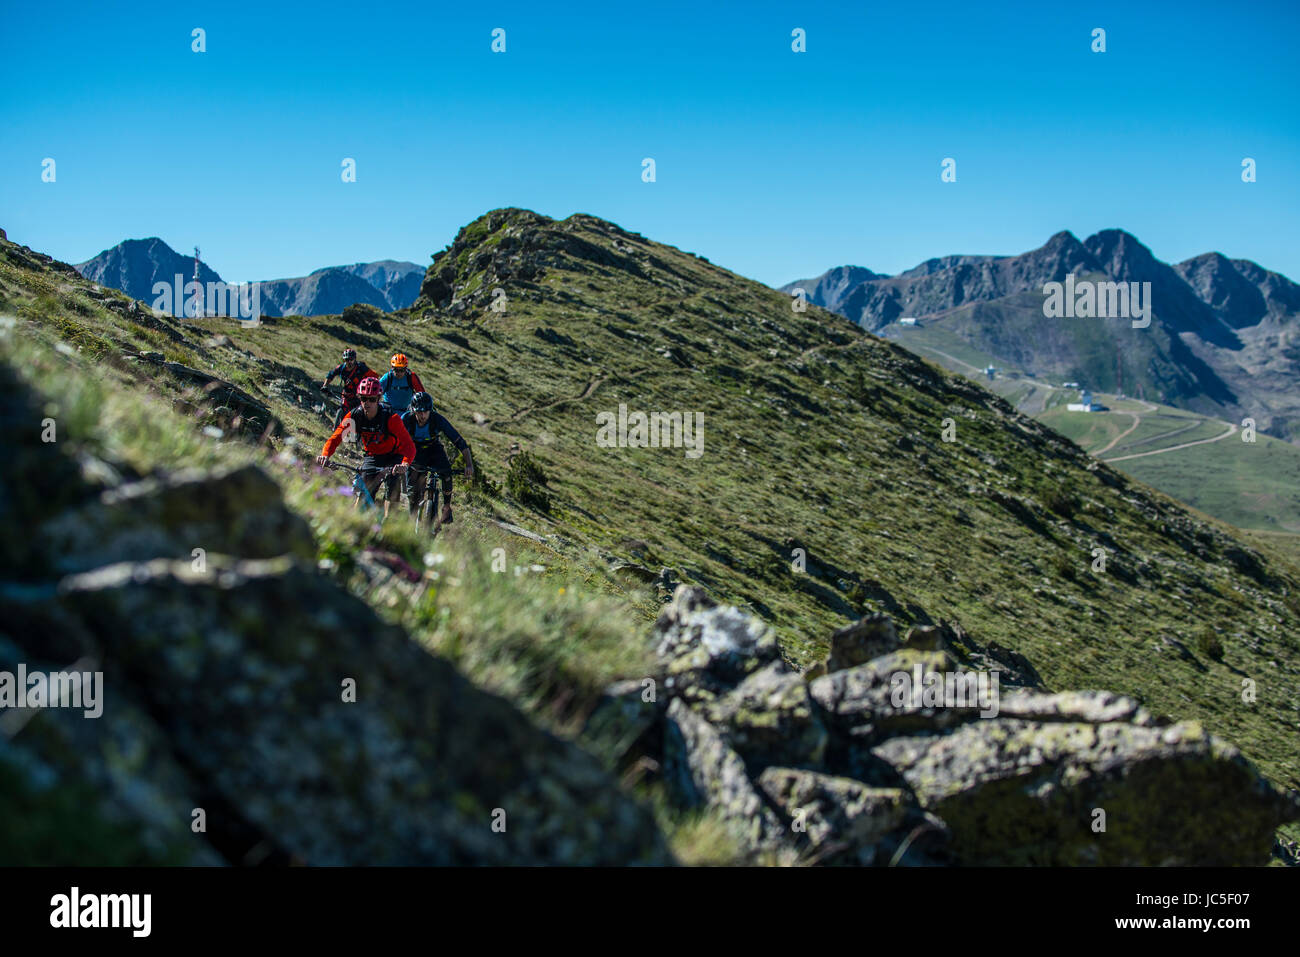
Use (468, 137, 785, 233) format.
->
(75, 238, 422, 317)
(783, 231, 1300, 442)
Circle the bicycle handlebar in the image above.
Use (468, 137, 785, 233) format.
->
(407, 465, 466, 476)
(321, 460, 397, 477)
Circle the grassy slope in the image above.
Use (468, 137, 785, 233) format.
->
(5, 213, 1300, 816)
(1042, 397, 1300, 534)
(891, 325, 1300, 536)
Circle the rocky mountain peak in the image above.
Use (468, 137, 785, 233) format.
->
(1174, 252, 1269, 329)
(414, 208, 655, 314)
(1083, 228, 1161, 277)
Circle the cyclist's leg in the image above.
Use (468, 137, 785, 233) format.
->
(358, 456, 386, 509)
(383, 458, 404, 520)
(404, 464, 418, 513)
(446, 477, 455, 523)
(408, 470, 426, 519)
(426, 479, 443, 535)
(361, 472, 383, 507)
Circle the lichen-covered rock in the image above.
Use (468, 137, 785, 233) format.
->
(995, 689, 1157, 726)
(0, 364, 95, 577)
(826, 614, 900, 672)
(756, 767, 947, 865)
(653, 585, 783, 705)
(50, 556, 673, 865)
(809, 649, 975, 739)
(41, 464, 316, 575)
(871, 718, 1300, 865)
(702, 661, 828, 770)
(902, 624, 948, 652)
(581, 678, 663, 768)
(959, 638, 1047, 691)
(663, 698, 786, 854)
(0, 635, 224, 865)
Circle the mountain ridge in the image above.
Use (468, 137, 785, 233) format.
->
(5, 209, 1300, 832)
(75, 238, 422, 317)
(784, 231, 1300, 442)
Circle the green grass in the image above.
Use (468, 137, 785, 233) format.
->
(1041, 395, 1300, 533)
(6, 210, 1300, 826)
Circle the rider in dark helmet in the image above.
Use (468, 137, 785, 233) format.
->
(400, 391, 474, 530)
(321, 348, 377, 428)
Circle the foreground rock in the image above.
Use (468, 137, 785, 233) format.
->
(0, 356, 671, 865)
(594, 584, 1300, 865)
(873, 719, 1293, 865)
(756, 768, 948, 865)
(663, 699, 787, 854)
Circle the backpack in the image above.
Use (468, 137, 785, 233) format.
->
(381, 370, 417, 412)
(402, 410, 441, 452)
(350, 402, 398, 451)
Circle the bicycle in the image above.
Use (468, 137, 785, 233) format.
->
(407, 465, 465, 537)
(321, 460, 399, 512)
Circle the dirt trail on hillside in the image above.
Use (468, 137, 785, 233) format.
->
(1108, 416, 1206, 454)
(1090, 400, 1158, 455)
(900, 344, 1056, 413)
(1093, 416, 1141, 455)
(499, 375, 606, 427)
(906, 344, 982, 375)
(1104, 421, 1238, 462)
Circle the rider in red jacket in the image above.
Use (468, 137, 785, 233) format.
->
(321, 348, 379, 428)
(317, 376, 415, 518)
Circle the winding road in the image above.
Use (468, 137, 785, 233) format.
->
(1103, 421, 1238, 462)
(1092, 399, 1157, 455)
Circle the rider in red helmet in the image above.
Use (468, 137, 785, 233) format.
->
(316, 375, 415, 518)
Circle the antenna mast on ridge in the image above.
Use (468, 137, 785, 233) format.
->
(192, 246, 202, 319)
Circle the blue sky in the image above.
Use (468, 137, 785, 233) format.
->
(2, 0, 1297, 286)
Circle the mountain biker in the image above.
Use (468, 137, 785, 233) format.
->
(377, 353, 425, 413)
(320, 348, 378, 428)
(401, 391, 475, 530)
(316, 376, 415, 518)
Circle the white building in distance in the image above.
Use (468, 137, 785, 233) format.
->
(1067, 389, 1099, 412)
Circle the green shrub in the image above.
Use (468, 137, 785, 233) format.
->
(1284, 590, 1300, 620)
(455, 450, 499, 500)
(846, 579, 869, 613)
(1041, 484, 1080, 519)
(506, 450, 551, 513)
(1194, 626, 1225, 662)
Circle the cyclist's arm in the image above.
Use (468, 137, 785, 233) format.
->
(433, 413, 474, 480)
(389, 414, 417, 464)
(432, 412, 469, 452)
(321, 411, 354, 457)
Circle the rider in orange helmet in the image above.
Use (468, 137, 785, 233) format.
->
(378, 352, 425, 413)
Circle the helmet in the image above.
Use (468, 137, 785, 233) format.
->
(357, 377, 382, 398)
(342, 348, 357, 361)
(390, 353, 409, 369)
(410, 392, 433, 413)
